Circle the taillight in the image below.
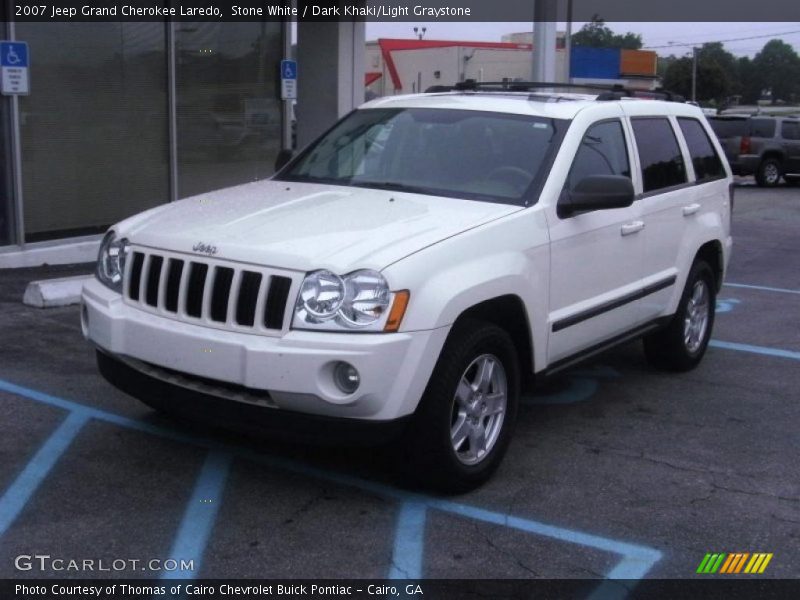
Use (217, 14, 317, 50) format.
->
(740, 136, 751, 154)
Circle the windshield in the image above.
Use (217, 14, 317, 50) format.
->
(278, 108, 566, 204)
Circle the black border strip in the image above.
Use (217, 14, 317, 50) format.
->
(545, 318, 668, 375)
(552, 275, 676, 333)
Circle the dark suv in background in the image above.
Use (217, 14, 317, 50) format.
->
(708, 115, 800, 186)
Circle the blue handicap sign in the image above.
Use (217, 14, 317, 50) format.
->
(281, 59, 297, 80)
(0, 42, 29, 68)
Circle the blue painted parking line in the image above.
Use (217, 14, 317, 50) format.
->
(523, 366, 620, 406)
(710, 340, 800, 361)
(0, 411, 88, 537)
(724, 282, 800, 295)
(389, 501, 427, 580)
(428, 499, 661, 564)
(0, 377, 662, 591)
(715, 298, 741, 314)
(162, 451, 232, 580)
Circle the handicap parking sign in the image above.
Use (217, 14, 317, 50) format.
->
(281, 59, 297, 100)
(0, 41, 30, 95)
(282, 60, 297, 80)
(1, 42, 28, 68)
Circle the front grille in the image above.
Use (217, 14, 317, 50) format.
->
(125, 248, 295, 335)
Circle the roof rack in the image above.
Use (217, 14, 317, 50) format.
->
(425, 80, 685, 103)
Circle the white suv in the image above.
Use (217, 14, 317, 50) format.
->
(82, 84, 733, 490)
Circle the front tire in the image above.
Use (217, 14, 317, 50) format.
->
(756, 158, 782, 187)
(403, 319, 520, 492)
(644, 261, 716, 372)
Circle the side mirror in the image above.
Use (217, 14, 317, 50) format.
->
(558, 175, 634, 218)
(274, 149, 294, 172)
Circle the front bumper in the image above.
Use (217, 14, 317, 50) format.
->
(82, 278, 449, 422)
(96, 350, 412, 444)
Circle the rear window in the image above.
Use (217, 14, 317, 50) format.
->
(708, 118, 747, 139)
(678, 118, 725, 182)
(748, 119, 776, 138)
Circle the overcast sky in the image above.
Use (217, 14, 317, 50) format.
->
(365, 22, 800, 57)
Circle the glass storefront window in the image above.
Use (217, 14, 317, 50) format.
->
(1, 22, 285, 247)
(175, 22, 282, 198)
(0, 100, 13, 246)
(15, 23, 169, 243)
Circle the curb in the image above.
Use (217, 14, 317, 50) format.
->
(23, 275, 92, 308)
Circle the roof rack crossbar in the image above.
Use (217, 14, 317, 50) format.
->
(426, 80, 684, 103)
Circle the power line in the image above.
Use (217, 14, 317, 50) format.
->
(644, 29, 800, 50)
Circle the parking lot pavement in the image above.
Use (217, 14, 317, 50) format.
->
(0, 186, 798, 583)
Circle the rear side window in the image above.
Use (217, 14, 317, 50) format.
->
(565, 120, 630, 191)
(781, 121, 800, 140)
(708, 118, 747, 139)
(678, 118, 725, 181)
(749, 119, 776, 138)
(631, 118, 687, 193)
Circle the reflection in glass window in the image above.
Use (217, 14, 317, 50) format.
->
(678, 118, 725, 181)
(632, 118, 687, 193)
(0, 101, 12, 246)
(176, 23, 283, 198)
(16, 23, 169, 242)
(566, 120, 630, 191)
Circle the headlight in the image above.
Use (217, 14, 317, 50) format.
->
(293, 269, 403, 332)
(297, 270, 345, 320)
(96, 230, 129, 293)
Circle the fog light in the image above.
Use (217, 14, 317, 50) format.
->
(333, 362, 360, 394)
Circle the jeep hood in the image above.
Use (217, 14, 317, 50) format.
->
(117, 180, 522, 273)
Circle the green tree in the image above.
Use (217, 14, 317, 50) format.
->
(572, 17, 643, 50)
(660, 42, 740, 105)
(736, 56, 763, 104)
(752, 39, 800, 104)
(662, 55, 729, 104)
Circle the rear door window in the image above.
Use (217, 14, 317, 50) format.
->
(678, 118, 726, 182)
(749, 119, 776, 138)
(631, 118, 687, 193)
(781, 121, 800, 140)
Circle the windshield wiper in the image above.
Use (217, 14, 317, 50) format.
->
(349, 180, 424, 193)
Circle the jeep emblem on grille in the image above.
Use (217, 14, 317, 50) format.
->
(192, 242, 218, 256)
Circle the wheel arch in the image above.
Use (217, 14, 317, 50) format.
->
(452, 294, 535, 390)
(695, 239, 725, 293)
(760, 150, 785, 166)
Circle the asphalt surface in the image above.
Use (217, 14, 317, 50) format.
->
(0, 184, 797, 584)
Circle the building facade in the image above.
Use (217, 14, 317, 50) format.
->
(0, 20, 290, 265)
(365, 38, 658, 98)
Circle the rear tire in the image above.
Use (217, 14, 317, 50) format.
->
(644, 261, 716, 372)
(402, 319, 520, 492)
(755, 158, 782, 187)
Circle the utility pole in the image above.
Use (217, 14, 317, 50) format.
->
(691, 46, 698, 102)
(565, 0, 573, 83)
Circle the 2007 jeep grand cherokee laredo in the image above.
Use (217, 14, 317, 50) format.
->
(82, 83, 733, 490)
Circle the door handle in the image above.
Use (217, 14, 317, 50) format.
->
(682, 203, 701, 216)
(620, 221, 645, 236)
